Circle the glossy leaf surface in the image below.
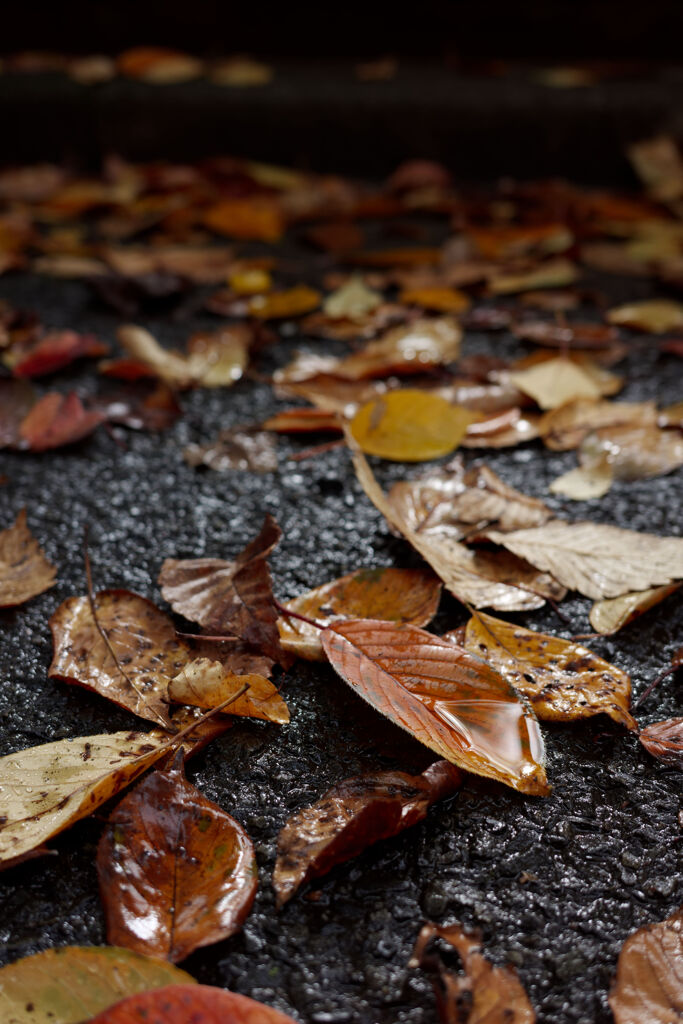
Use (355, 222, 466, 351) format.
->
(169, 658, 289, 723)
(89, 985, 299, 1024)
(350, 389, 475, 461)
(639, 719, 683, 769)
(609, 907, 683, 1024)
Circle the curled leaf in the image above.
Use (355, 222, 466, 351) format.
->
(117, 324, 252, 388)
(639, 719, 683, 769)
(510, 357, 602, 410)
(609, 907, 683, 1024)
(273, 760, 462, 906)
(19, 392, 105, 451)
(350, 389, 476, 461)
(579, 423, 683, 481)
(589, 585, 680, 635)
(607, 298, 683, 333)
(89, 985, 299, 1024)
(539, 399, 657, 451)
(0, 509, 56, 607)
(248, 285, 321, 319)
(169, 658, 289, 723)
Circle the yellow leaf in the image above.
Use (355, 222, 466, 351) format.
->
(510, 357, 602, 410)
(350, 389, 476, 461)
(169, 659, 289, 724)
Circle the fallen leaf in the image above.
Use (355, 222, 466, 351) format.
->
(158, 515, 288, 665)
(488, 258, 579, 294)
(169, 659, 289, 723)
(510, 357, 602, 410)
(350, 390, 475, 461)
(514, 320, 620, 349)
(0, 946, 194, 1024)
(461, 410, 542, 448)
(305, 221, 364, 253)
(321, 620, 549, 795)
(348, 247, 443, 267)
(184, 427, 278, 473)
(0, 509, 56, 607)
(49, 590, 190, 728)
(485, 521, 683, 599)
(19, 392, 105, 451)
(117, 47, 203, 83)
(410, 921, 536, 1024)
(211, 56, 274, 86)
(539, 399, 657, 450)
(97, 751, 257, 962)
(273, 760, 462, 906)
(628, 135, 683, 202)
(117, 324, 252, 388)
(639, 719, 683, 769)
(322, 275, 383, 318)
(300, 303, 408, 341)
(6, 330, 108, 377)
(228, 267, 273, 294)
(0, 379, 35, 447)
(399, 286, 471, 313)
(204, 197, 285, 243)
(589, 585, 680, 634)
(607, 298, 683, 333)
(0, 731, 170, 866)
(88, 985, 298, 1024)
(95, 381, 183, 432)
(278, 567, 442, 660)
(337, 316, 462, 379)
(609, 906, 683, 1024)
(246, 285, 321, 319)
(262, 408, 342, 434)
(103, 246, 238, 285)
(579, 423, 683, 481)
(467, 223, 572, 261)
(548, 463, 613, 500)
(274, 374, 392, 415)
(463, 612, 636, 728)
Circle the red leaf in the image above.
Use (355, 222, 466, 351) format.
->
(88, 985, 299, 1024)
(19, 392, 105, 451)
(10, 329, 108, 377)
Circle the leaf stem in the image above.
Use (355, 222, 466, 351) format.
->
(274, 598, 325, 631)
(633, 665, 678, 710)
(168, 682, 251, 745)
(176, 631, 239, 642)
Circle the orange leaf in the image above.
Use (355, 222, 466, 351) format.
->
(89, 985, 299, 1024)
(204, 198, 285, 242)
(609, 906, 683, 1024)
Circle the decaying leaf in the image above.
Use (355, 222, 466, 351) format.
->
(0, 509, 56, 607)
(0, 946, 194, 1024)
(97, 751, 257, 962)
(95, 381, 183, 433)
(184, 427, 278, 473)
(639, 719, 683, 769)
(169, 658, 289, 723)
(0, 379, 35, 448)
(0, 731, 169, 866)
(262, 408, 342, 435)
(6, 329, 108, 377)
(461, 409, 542, 449)
(273, 760, 462, 906)
(510, 357, 602, 410)
(19, 392, 105, 451)
(89, 985, 299, 1024)
(49, 590, 190, 728)
(539, 399, 658, 451)
(514, 319, 620, 349)
(410, 921, 536, 1024)
(117, 324, 252, 388)
(485, 521, 683, 600)
(579, 423, 683, 481)
(278, 567, 442, 660)
(607, 298, 683, 333)
(589, 584, 680, 634)
(548, 462, 614, 500)
(321, 620, 549, 795)
(463, 612, 636, 728)
(350, 389, 476, 461)
(322, 274, 383, 318)
(158, 515, 288, 665)
(609, 906, 683, 1024)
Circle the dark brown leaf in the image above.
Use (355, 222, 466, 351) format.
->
(7, 330, 108, 377)
(609, 906, 683, 1024)
(19, 392, 105, 451)
(639, 719, 683, 769)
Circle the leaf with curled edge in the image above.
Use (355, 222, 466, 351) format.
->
(168, 658, 289, 723)
(278, 566, 442, 661)
(273, 760, 462, 906)
(321, 619, 549, 795)
(88, 985, 299, 1024)
(158, 515, 289, 666)
(462, 612, 636, 729)
(639, 719, 683, 769)
(117, 324, 252, 389)
(0, 509, 56, 607)
(609, 906, 683, 1024)
(410, 921, 536, 1024)
(538, 399, 658, 451)
(351, 446, 565, 612)
(0, 946, 195, 1024)
(589, 585, 680, 635)
(49, 590, 190, 728)
(96, 750, 257, 962)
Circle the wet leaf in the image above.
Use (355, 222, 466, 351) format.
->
(49, 590, 190, 728)
(88, 985, 298, 1024)
(463, 612, 636, 728)
(589, 585, 680, 634)
(321, 620, 549, 795)
(0, 731, 170, 866)
(248, 285, 321, 319)
(278, 567, 442, 660)
(607, 298, 683, 333)
(399, 286, 471, 313)
(97, 751, 257, 962)
(579, 423, 683, 481)
(6, 330, 108, 377)
(513, 320, 620, 349)
(486, 521, 683, 600)
(275, 373, 391, 415)
(262, 408, 342, 435)
(352, 447, 565, 611)
(337, 316, 462, 379)
(548, 462, 613, 500)
(0, 509, 56, 607)
(510, 357, 602, 410)
(0, 946, 194, 1024)
(410, 921, 536, 1024)
(350, 389, 475, 461)
(169, 659, 289, 723)
(539, 399, 657, 450)
(117, 324, 251, 388)
(639, 719, 683, 769)
(461, 409, 541, 448)
(273, 760, 462, 906)
(158, 515, 288, 665)
(0, 379, 35, 448)
(19, 392, 105, 451)
(467, 223, 572, 261)
(184, 427, 278, 473)
(609, 906, 683, 1024)
(322, 275, 382, 318)
(204, 198, 284, 242)
(300, 303, 408, 341)
(488, 258, 579, 294)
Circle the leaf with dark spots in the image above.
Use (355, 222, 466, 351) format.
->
(273, 760, 461, 906)
(19, 392, 105, 451)
(0, 509, 56, 607)
(49, 589, 191, 728)
(321, 619, 549, 795)
(410, 920, 536, 1023)
(159, 515, 289, 666)
(6, 329, 108, 377)
(463, 612, 636, 729)
(97, 750, 257, 962)
(168, 658, 289, 723)
(184, 426, 278, 473)
(88, 985, 299, 1024)
(609, 906, 683, 1024)
(639, 719, 683, 768)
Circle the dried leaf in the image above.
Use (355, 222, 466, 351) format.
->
(399, 286, 471, 313)
(338, 317, 462, 379)
(548, 463, 613, 500)
(273, 760, 461, 906)
(117, 324, 251, 389)
(514, 320, 620, 349)
(0, 509, 56, 607)
(411, 921, 536, 1024)
(0, 379, 35, 448)
(278, 567, 442, 660)
(321, 620, 549, 795)
(461, 410, 541, 449)
(275, 374, 391, 415)
(19, 392, 105, 451)
(0, 731, 169, 865)
(248, 285, 321, 320)
(117, 47, 203, 83)
(628, 135, 683, 202)
(305, 221, 364, 253)
(169, 659, 289, 723)
(609, 906, 683, 1024)
(589, 585, 680, 634)
(488, 258, 579, 294)
(184, 427, 278, 473)
(579, 424, 683, 481)
(204, 197, 284, 242)
(262, 408, 342, 435)
(6, 330, 108, 377)
(95, 381, 182, 432)
(639, 719, 683, 768)
(0, 946, 194, 1024)
(348, 247, 442, 267)
(607, 298, 683, 333)
(323, 275, 383, 318)
(89, 985, 298, 1024)
(464, 612, 636, 728)
(49, 590, 190, 728)
(510, 357, 602, 410)
(97, 751, 257, 962)
(468, 223, 572, 261)
(486, 521, 683, 600)
(539, 399, 657, 450)
(350, 389, 475, 462)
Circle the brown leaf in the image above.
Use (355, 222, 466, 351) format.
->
(19, 392, 105, 451)
(278, 567, 442, 660)
(639, 719, 683, 769)
(158, 515, 288, 665)
(510, 357, 602, 410)
(411, 921, 536, 1024)
(0, 379, 36, 447)
(589, 585, 681, 635)
(467, 223, 572, 261)
(247, 285, 321, 319)
(184, 426, 278, 473)
(49, 589, 190, 728)
(321, 620, 549, 795)
(0, 509, 56, 607)
(117, 47, 203, 83)
(350, 390, 476, 461)
(88, 985, 299, 1024)
(117, 324, 252, 389)
(607, 298, 683, 333)
(463, 612, 636, 728)
(95, 381, 183, 433)
(305, 221, 364, 253)
(399, 286, 471, 313)
(97, 751, 257, 962)
(204, 197, 285, 242)
(262, 408, 342, 435)
(273, 760, 462, 906)
(539, 399, 657, 451)
(609, 906, 683, 1024)
(462, 408, 542, 448)
(514, 320, 620, 349)
(168, 658, 289, 723)
(274, 374, 392, 415)
(579, 423, 683, 481)
(488, 258, 579, 294)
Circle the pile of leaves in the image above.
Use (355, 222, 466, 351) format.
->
(0, 139, 682, 1024)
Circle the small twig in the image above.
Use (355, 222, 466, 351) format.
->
(176, 631, 239, 642)
(274, 598, 325, 631)
(168, 682, 251, 743)
(289, 439, 345, 461)
(633, 665, 678, 710)
(545, 596, 572, 627)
